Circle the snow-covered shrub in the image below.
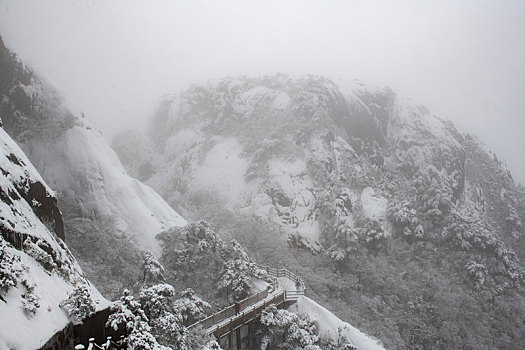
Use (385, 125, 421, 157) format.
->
(361, 218, 387, 246)
(108, 288, 181, 349)
(328, 220, 359, 265)
(157, 221, 224, 277)
(465, 258, 487, 291)
(21, 292, 40, 316)
(139, 284, 176, 319)
(413, 166, 454, 226)
(260, 305, 321, 350)
(505, 205, 523, 239)
(218, 240, 266, 300)
(173, 288, 210, 326)
(21, 278, 40, 316)
(0, 243, 23, 293)
(142, 251, 165, 284)
(139, 283, 187, 347)
(126, 319, 170, 350)
(60, 285, 96, 323)
(388, 199, 424, 239)
(184, 326, 219, 350)
(106, 289, 147, 332)
(443, 210, 525, 285)
(23, 238, 57, 271)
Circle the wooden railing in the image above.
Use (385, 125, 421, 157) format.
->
(188, 289, 268, 331)
(208, 291, 286, 339)
(187, 264, 306, 338)
(258, 264, 306, 292)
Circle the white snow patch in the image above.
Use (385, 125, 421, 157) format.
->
(191, 137, 248, 207)
(268, 159, 319, 242)
(271, 92, 292, 111)
(164, 128, 204, 159)
(293, 296, 386, 350)
(360, 187, 387, 224)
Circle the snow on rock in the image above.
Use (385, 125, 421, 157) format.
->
(268, 159, 319, 242)
(0, 127, 108, 350)
(28, 125, 186, 253)
(191, 137, 248, 207)
(271, 92, 292, 111)
(293, 296, 386, 350)
(361, 187, 387, 225)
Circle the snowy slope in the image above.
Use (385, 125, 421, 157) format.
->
(24, 122, 186, 253)
(0, 37, 186, 254)
(0, 127, 108, 350)
(292, 296, 386, 350)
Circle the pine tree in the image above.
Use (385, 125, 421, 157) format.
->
(142, 251, 165, 284)
(139, 283, 186, 347)
(173, 288, 210, 326)
(60, 285, 96, 324)
(106, 289, 147, 332)
(0, 242, 23, 293)
(126, 319, 170, 350)
(218, 240, 265, 300)
(260, 305, 321, 350)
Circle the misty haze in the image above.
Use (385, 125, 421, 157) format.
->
(0, 1, 524, 349)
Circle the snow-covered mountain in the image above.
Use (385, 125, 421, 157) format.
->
(113, 74, 525, 349)
(0, 125, 108, 349)
(0, 36, 187, 296)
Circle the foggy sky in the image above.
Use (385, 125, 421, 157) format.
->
(0, 0, 524, 184)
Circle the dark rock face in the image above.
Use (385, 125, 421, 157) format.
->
(0, 37, 34, 133)
(40, 307, 125, 350)
(0, 130, 65, 240)
(24, 180, 65, 240)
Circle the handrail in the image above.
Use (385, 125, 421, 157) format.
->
(187, 264, 306, 338)
(188, 289, 268, 331)
(258, 264, 306, 292)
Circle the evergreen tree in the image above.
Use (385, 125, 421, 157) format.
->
(260, 305, 321, 350)
(173, 288, 210, 326)
(60, 285, 96, 324)
(142, 251, 165, 284)
(218, 240, 265, 300)
(0, 242, 23, 293)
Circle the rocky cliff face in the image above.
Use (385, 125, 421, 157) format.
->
(0, 125, 107, 350)
(114, 74, 525, 349)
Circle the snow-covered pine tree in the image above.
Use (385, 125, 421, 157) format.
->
(173, 288, 210, 326)
(218, 240, 265, 300)
(106, 289, 148, 332)
(59, 285, 96, 324)
(126, 319, 170, 350)
(139, 283, 186, 347)
(0, 242, 23, 293)
(21, 278, 40, 316)
(260, 305, 321, 350)
(142, 250, 165, 284)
